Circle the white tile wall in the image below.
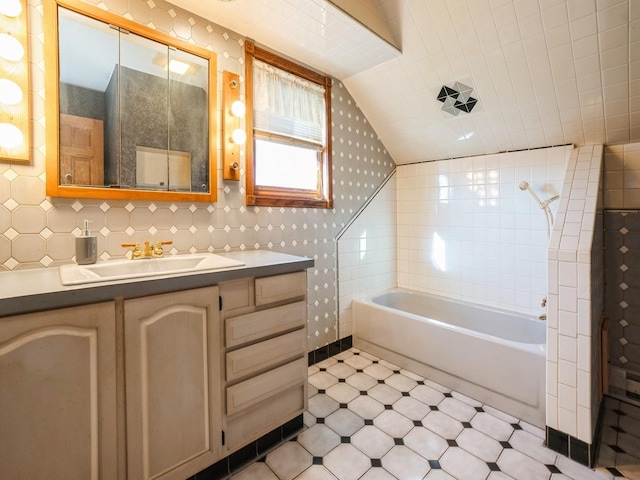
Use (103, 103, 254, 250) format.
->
(337, 175, 397, 338)
(604, 142, 640, 208)
(396, 146, 569, 316)
(547, 144, 604, 444)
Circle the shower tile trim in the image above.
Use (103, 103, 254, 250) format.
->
(547, 144, 604, 446)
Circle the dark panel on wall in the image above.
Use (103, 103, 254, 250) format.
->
(59, 82, 105, 121)
(604, 211, 640, 375)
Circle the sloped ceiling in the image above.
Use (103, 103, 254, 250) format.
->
(167, 0, 639, 165)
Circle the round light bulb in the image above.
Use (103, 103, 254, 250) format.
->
(0, 33, 24, 61)
(230, 128, 246, 145)
(0, 0, 22, 17)
(230, 100, 246, 118)
(0, 79, 22, 105)
(0, 123, 24, 149)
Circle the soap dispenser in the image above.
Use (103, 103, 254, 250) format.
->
(75, 220, 97, 265)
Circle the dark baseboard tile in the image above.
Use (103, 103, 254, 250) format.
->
(545, 426, 596, 468)
(308, 336, 353, 366)
(192, 415, 304, 480)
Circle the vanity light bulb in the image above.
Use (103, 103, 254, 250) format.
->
(0, 79, 22, 104)
(0, 33, 24, 61)
(230, 100, 245, 118)
(0, 0, 22, 17)
(230, 128, 246, 145)
(0, 123, 24, 149)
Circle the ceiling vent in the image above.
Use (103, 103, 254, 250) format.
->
(437, 82, 477, 116)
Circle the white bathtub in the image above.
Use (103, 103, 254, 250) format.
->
(353, 289, 546, 428)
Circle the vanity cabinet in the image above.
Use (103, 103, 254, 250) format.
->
(0, 252, 312, 480)
(0, 302, 117, 480)
(220, 272, 308, 454)
(124, 286, 222, 480)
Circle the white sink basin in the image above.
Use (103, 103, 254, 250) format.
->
(59, 253, 244, 285)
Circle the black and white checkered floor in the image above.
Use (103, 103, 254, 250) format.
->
(230, 348, 640, 480)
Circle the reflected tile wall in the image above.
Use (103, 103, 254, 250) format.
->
(0, 0, 396, 352)
(396, 146, 570, 316)
(337, 174, 397, 338)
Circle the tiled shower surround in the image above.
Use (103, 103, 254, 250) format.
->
(0, 0, 395, 352)
(395, 145, 569, 316)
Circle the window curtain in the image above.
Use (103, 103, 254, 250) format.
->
(253, 59, 325, 145)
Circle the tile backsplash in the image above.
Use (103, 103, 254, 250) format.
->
(0, 0, 395, 352)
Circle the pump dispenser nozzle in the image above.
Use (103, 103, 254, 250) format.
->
(76, 219, 97, 265)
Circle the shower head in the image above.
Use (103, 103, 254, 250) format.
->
(519, 179, 544, 207)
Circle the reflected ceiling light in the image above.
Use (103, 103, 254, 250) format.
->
(168, 59, 190, 75)
(0, 0, 22, 17)
(0, 33, 24, 61)
(230, 100, 245, 117)
(0, 123, 24, 149)
(457, 132, 474, 141)
(0, 79, 22, 104)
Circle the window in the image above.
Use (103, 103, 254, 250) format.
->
(245, 41, 332, 208)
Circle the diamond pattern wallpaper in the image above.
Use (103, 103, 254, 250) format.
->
(0, 0, 396, 352)
(605, 211, 640, 375)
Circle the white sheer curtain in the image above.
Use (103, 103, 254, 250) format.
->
(253, 59, 325, 145)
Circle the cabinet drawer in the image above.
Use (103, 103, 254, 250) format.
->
(225, 301, 306, 349)
(224, 384, 306, 454)
(255, 271, 306, 306)
(226, 329, 306, 383)
(226, 357, 307, 416)
(219, 278, 254, 314)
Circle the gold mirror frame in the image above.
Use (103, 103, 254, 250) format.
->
(44, 0, 217, 202)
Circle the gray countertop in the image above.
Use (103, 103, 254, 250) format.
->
(0, 250, 314, 317)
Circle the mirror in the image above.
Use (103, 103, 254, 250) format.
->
(44, 0, 217, 202)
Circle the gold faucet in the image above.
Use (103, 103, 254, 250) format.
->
(121, 240, 173, 259)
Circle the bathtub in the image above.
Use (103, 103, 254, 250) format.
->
(352, 289, 546, 428)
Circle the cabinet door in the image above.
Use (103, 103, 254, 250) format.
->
(125, 287, 222, 480)
(0, 302, 116, 480)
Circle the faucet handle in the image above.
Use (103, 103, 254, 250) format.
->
(153, 240, 173, 257)
(122, 243, 142, 259)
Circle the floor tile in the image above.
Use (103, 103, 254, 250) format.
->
(297, 424, 341, 457)
(422, 410, 464, 440)
(440, 446, 491, 480)
(326, 362, 357, 379)
(323, 443, 370, 480)
(324, 408, 364, 437)
(456, 427, 503, 463)
(410, 384, 447, 405)
(380, 445, 430, 479)
(372, 409, 414, 438)
(229, 348, 636, 480)
(293, 465, 338, 480)
(350, 425, 394, 458)
(392, 395, 432, 421)
(403, 425, 449, 459)
(384, 372, 418, 392)
(438, 396, 477, 422)
(497, 448, 555, 480)
(471, 412, 514, 442)
(367, 383, 402, 405)
(265, 442, 313, 480)
(347, 395, 385, 419)
(325, 382, 360, 404)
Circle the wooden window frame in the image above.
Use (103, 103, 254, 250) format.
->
(245, 41, 333, 209)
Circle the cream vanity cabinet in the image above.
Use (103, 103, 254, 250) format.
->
(124, 286, 223, 480)
(220, 271, 308, 454)
(0, 302, 117, 480)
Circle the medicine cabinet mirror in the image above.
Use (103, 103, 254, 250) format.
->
(44, 0, 217, 202)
